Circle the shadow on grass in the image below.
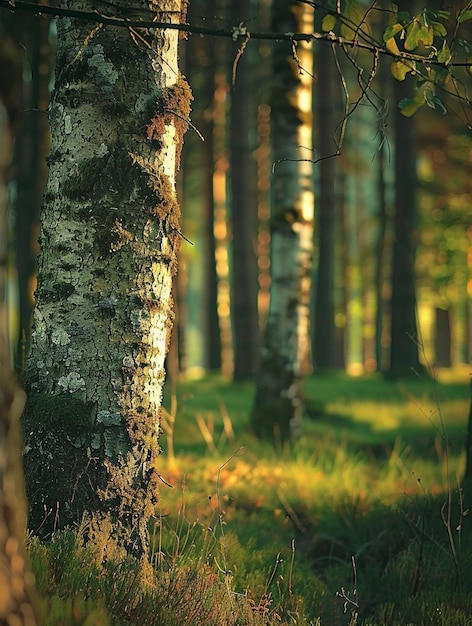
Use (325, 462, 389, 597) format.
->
(305, 402, 467, 462)
(291, 489, 472, 624)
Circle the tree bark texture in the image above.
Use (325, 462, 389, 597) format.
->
(251, 0, 314, 442)
(23, 0, 190, 559)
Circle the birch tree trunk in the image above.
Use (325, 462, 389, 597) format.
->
(251, 0, 314, 443)
(23, 0, 190, 559)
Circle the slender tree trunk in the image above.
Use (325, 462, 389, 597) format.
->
(374, 140, 389, 372)
(23, 1, 190, 559)
(313, 38, 337, 371)
(0, 32, 38, 626)
(187, 0, 222, 372)
(251, 0, 314, 442)
(9, 13, 52, 368)
(388, 0, 422, 379)
(434, 307, 451, 367)
(230, 0, 259, 380)
(388, 71, 421, 378)
(202, 44, 222, 371)
(211, 3, 233, 376)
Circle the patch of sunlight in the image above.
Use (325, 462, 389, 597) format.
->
(184, 366, 206, 380)
(436, 364, 472, 384)
(346, 362, 364, 376)
(325, 401, 402, 430)
(325, 396, 469, 432)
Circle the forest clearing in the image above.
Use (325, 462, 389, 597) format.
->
(28, 372, 472, 624)
(1, 1, 472, 624)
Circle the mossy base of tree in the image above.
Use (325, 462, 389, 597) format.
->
(251, 392, 302, 444)
(22, 392, 98, 538)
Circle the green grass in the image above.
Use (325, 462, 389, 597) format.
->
(30, 370, 472, 625)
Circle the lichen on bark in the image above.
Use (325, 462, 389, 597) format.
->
(23, 0, 190, 559)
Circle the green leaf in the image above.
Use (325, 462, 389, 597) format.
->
(424, 88, 435, 108)
(430, 21, 447, 37)
(383, 23, 403, 42)
(458, 9, 472, 23)
(437, 40, 452, 64)
(416, 24, 434, 46)
(424, 89, 447, 114)
(321, 14, 337, 32)
(398, 94, 425, 117)
(386, 36, 401, 55)
(433, 67, 451, 85)
(433, 97, 447, 114)
(340, 0, 365, 41)
(391, 60, 414, 80)
(456, 38, 471, 55)
(404, 20, 420, 50)
(397, 11, 411, 25)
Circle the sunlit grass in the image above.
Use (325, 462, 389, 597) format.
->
(30, 371, 472, 624)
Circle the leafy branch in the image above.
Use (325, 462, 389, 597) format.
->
(3, 0, 472, 120)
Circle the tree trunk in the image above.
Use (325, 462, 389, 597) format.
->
(388, 0, 422, 379)
(374, 140, 389, 372)
(313, 38, 337, 371)
(7, 13, 52, 369)
(0, 32, 38, 625)
(23, 1, 190, 560)
(388, 70, 421, 378)
(202, 13, 223, 372)
(434, 307, 451, 368)
(230, 0, 259, 381)
(251, 0, 314, 443)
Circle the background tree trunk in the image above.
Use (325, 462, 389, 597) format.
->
(251, 0, 314, 443)
(0, 31, 38, 626)
(388, 70, 421, 378)
(313, 38, 337, 371)
(230, 0, 259, 381)
(374, 138, 389, 372)
(203, 9, 223, 372)
(6, 12, 52, 369)
(23, 1, 190, 559)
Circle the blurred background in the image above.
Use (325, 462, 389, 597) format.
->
(2, 0, 472, 382)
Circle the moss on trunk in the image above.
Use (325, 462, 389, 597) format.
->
(23, 0, 190, 559)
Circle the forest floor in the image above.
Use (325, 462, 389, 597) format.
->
(30, 368, 472, 625)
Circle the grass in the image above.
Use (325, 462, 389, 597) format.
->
(29, 369, 472, 625)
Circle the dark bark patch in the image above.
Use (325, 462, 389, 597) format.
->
(42, 282, 75, 302)
(62, 142, 137, 203)
(22, 393, 98, 537)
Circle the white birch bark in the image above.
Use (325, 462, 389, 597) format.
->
(251, 0, 314, 442)
(23, 0, 190, 558)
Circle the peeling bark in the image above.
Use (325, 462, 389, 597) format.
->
(251, 0, 314, 443)
(23, 0, 190, 559)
